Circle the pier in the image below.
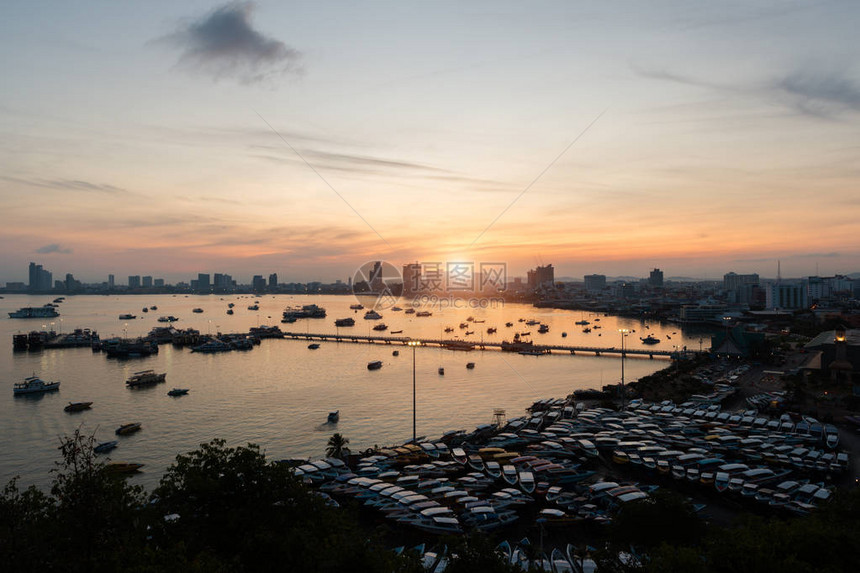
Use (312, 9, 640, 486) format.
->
(281, 331, 693, 359)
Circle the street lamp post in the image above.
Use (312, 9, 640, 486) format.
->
(618, 328, 629, 410)
(407, 340, 422, 442)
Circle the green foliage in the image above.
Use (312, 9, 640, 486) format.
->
(444, 534, 519, 573)
(325, 433, 350, 459)
(609, 490, 705, 548)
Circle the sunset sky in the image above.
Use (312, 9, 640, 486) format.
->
(2, 1, 859, 284)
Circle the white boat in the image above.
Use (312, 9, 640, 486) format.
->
(13, 375, 60, 395)
(9, 306, 59, 319)
(518, 471, 536, 494)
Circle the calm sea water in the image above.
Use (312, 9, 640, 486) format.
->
(0, 294, 712, 489)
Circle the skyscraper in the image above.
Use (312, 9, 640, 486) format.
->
(649, 268, 664, 288)
(197, 273, 211, 293)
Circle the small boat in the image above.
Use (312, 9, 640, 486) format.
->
(142, 307, 148, 312)
(308, 343, 320, 349)
(118, 313, 136, 320)
(167, 388, 189, 397)
(505, 322, 513, 327)
(226, 309, 234, 315)
(416, 311, 432, 317)
(13, 375, 61, 395)
(247, 304, 259, 311)
(466, 362, 475, 369)
(367, 360, 383, 370)
(150, 306, 158, 310)
(349, 303, 364, 310)
(364, 310, 383, 320)
(391, 306, 403, 311)
(192, 308, 204, 313)
(538, 324, 549, 333)
(115, 422, 142, 435)
(228, 303, 234, 308)
(105, 462, 144, 474)
(404, 308, 416, 314)
(438, 367, 445, 375)
(561, 332, 567, 337)
(444, 327, 454, 332)
(328, 410, 339, 423)
(94, 440, 118, 454)
(390, 329, 403, 334)
(641, 335, 660, 345)
(335, 317, 355, 327)
(157, 316, 179, 323)
(487, 327, 497, 334)
(64, 401, 93, 412)
(373, 323, 388, 331)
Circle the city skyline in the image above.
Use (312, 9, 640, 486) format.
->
(2, 2, 860, 283)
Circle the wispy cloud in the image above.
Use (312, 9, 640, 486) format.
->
(1, 176, 126, 194)
(36, 243, 72, 255)
(774, 70, 860, 118)
(160, 2, 301, 85)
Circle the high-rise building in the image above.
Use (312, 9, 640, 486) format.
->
(252, 275, 266, 292)
(649, 268, 664, 288)
(142, 276, 153, 288)
(766, 283, 808, 310)
(527, 264, 554, 289)
(584, 274, 606, 292)
(268, 273, 278, 288)
(28, 262, 52, 292)
(108, 274, 115, 288)
(402, 262, 421, 295)
(154, 278, 165, 287)
(197, 274, 211, 293)
(128, 275, 141, 289)
(724, 272, 760, 291)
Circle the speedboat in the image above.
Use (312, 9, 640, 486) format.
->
(167, 388, 189, 396)
(367, 360, 383, 370)
(118, 313, 136, 320)
(64, 401, 93, 412)
(94, 440, 118, 454)
(328, 410, 340, 423)
(115, 422, 142, 435)
(308, 343, 321, 349)
(13, 375, 61, 395)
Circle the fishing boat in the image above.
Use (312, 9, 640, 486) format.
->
(334, 317, 355, 327)
(115, 422, 142, 435)
(373, 323, 388, 331)
(404, 308, 416, 314)
(416, 311, 432, 317)
(364, 309, 383, 320)
(487, 327, 497, 334)
(328, 410, 339, 423)
(367, 360, 383, 370)
(641, 335, 660, 345)
(444, 327, 454, 332)
(167, 388, 189, 396)
(466, 362, 475, 369)
(126, 370, 166, 387)
(118, 313, 136, 320)
(13, 375, 61, 395)
(64, 401, 93, 412)
(94, 440, 118, 454)
(308, 343, 320, 349)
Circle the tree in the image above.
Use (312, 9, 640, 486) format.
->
(326, 433, 350, 459)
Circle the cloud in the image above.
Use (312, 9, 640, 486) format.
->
(1, 176, 126, 194)
(162, 2, 301, 84)
(36, 244, 72, 255)
(774, 70, 860, 118)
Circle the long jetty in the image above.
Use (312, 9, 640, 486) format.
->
(282, 331, 691, 359)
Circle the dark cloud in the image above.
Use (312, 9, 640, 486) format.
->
(775, 70, 860, 118)
(162, 2, 301, 84)
(0, 176, 126, 194)
(36, 244, 72, 255)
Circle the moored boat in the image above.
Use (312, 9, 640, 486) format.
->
(115, 422, 142, 435)
(94, 440, 118, 454)
(167, 388, 189, 396)
(367, 360, 383, 370)
(105, 462, 144, 474)
(13, 375, 60, 395)
(64, 401, 93, 412)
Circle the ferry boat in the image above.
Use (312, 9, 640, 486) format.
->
(64, 401, 93, 412)
(126, 370, 166, 387)
(367, 360, 383, 370)
(13, 375, 61, 395)
(335, 317, 355, 327)
(115, 422, 142, 435)
(641, 335, 660, 345)
(282, 304, 327, 321)
(9, 306, 60, 319)
(364, 310, 383, 320)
